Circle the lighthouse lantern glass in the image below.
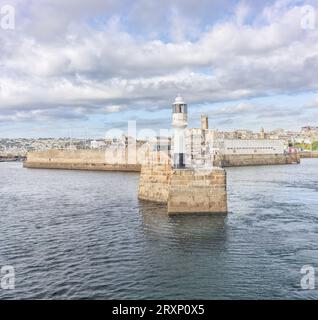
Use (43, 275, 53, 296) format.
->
(173, 104, 187, 113)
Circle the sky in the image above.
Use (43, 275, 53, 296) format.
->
(0, 0, 318, 138)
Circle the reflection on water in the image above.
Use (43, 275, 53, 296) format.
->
(0, 160, 318, 299)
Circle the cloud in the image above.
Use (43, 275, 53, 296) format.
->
(0, 106, 88, 123)
(304, 97, 318, 109)
(196, 95, 316, 131)
(0, 0, 318, 131)
(212, 103, 257, 116)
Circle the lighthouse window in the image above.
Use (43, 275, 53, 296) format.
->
(173, 105, 181, 113)
(173, 104, 187, 113)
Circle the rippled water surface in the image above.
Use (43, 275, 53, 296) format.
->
(0, 160, 318, 299)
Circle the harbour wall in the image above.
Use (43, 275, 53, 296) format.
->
(24, 149, 300, 171)
(299, 151, 318, 158)
(216, 153, 300, 167)
(23, 149, 148, 172)
(24, 161, 141, 171)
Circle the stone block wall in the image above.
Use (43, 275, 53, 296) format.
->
(299, 152, 318, 158)
(24, 161, 141, 171)
(167, 168, 227, 214)
(24, 148, 170, 172)
(24, 148, 156, 172)
(139, 166, 228, 214)
(24, 149, 141, 172)
(216, 153, 300, 167)
(138, 163, 171, 203)
(27, 149, 106, 164)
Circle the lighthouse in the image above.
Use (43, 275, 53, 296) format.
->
(139, 94, 228, 215)
(172, 95, 188, 169)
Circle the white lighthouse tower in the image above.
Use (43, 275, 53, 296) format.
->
(172, 95, 188, 169)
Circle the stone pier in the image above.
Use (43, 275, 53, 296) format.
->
(138, 163, 171, 203)
(138, 163, 228, 215)
(167, 168, 227, 214)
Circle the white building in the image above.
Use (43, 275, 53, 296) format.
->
(217, 139, 285, 155)
(90, 140, 107, 149)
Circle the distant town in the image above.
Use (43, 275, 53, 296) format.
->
(1, 126, 318, 161)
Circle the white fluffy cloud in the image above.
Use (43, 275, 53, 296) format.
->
(0, 0, 318, 128)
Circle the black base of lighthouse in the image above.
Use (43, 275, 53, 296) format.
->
(173, 153, 185, 169)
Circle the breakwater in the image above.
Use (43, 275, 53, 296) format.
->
(24, 161, 141, 171)
(23, 149, 145, 172)
(216, 153, 300, 167)
(299, 151, 318, 158)
(24, 150, 300, 171)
